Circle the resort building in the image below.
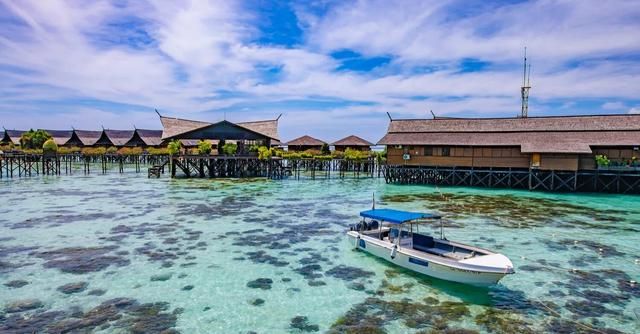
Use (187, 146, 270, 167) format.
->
(332, 135, 373, 152)
(379, 114, 640, 193)
(286, 135, 326, 152)
(1, 129, 25, 145)
(159, 115, 281, 153)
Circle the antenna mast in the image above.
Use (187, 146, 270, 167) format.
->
(520, 47, 531, 118)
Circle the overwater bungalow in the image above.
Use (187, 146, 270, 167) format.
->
(286, 135, 326, 152)
(127, 129, 164, 147)
(1, 129, 25, 145)
(72, 130, 103, 147)
(332, 135, 373, 152)
(159, 114, 281, 152)
(379, 114, 640, 193)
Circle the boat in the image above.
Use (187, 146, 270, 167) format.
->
(347, 208, 515, 286)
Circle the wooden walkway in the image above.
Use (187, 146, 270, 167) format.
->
(0, 153, 169, 178)
(383, 165, 640, 194)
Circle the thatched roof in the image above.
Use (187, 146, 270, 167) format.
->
(332, 135, 372, 147)
(286, 135, 326, 146)
(387, 114, 640, 133)
(103, 130, 135, 146)
(74, 130, 102, 146)
(135, 129, 163, 146)
(237, 119, 280, 141)
(159, 115, 280, 141)
(4, 130, 25, 145)
(379, 114, 640, 154)
(44, 130, 73, 146)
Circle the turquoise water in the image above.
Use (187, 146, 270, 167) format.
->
(1, 171, 639, 333)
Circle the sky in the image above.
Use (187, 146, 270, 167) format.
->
(0, 0, 639, 143)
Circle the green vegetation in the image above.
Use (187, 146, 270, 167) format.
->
(343, 148, 369, 161)
(197, 140, 212, 155)
(222, 143, 237, 155)
(595, 155, 610, 167)
(57, 146, 81, 154)
(146, 147, 169, 155)
(19, 129, 51, 149)
(257, 146, 275, 160)
(42, 139, 58, 154)
(167, 140, 181, 155)
(320, 143, 330, 155)
(81, 147, 107, 156)
(106, 146, 118, 154)
(117, 147, 143, 155)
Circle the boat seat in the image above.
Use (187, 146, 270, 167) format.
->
(412, 234, 435, 252)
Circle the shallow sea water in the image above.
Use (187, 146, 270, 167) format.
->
(1, 170, 639, 333)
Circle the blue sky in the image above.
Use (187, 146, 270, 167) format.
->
(0, 0, 639, 142)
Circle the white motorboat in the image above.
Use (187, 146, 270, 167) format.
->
(347, 208, 515, 286)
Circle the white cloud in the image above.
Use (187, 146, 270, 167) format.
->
(0, 0, 639, 140)
(629, 107, 640, 114)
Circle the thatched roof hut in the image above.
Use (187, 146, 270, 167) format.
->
(332, 135, 373, 151)
(73, 130, 103, 146)
(132, 129, 163, 146)
(1, 130, 25, 145)
(286, 135, 326, 151)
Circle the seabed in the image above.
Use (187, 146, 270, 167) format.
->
(0, 170, 639, 333)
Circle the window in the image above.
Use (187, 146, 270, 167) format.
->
(424, 146, 433, 156)
(442, 147, 450, 156)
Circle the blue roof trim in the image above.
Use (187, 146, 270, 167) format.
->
(359, 209, 441, 224)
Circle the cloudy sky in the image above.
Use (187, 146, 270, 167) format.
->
(1, 0, 639, 142)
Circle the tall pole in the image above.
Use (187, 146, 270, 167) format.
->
(521, 47, 531, 118)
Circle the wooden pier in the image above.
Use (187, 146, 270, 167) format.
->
(0, 153, 169, 178)
(383, 165, 640, 194)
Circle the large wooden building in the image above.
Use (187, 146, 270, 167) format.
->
(159, 115, 281, 150)
(379, 114, 640, 193)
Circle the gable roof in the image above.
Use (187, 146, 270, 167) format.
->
(237, 119, 280, 141)
(4, 130, 25, 145)
(379, 114, 640, 154)
(135, 129, 163, 146)
(387, 114, 640, 133)
(332, 135, 372, 147)
(74, 130, 103, 146)
(104, 130, 135, 146)
(286, 135, 326, 146)
(159, 115, 280, 141)
(43, 130, 73, 146)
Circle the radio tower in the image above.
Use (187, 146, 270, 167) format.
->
(520, 47, 531, 118)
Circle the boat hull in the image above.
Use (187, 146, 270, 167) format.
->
(347, 232, 508, 286)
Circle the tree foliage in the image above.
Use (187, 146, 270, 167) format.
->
(42, 138, 58, 153)
(167, 140, 181, 155)
(197, 140, 212, 155)
(222, 143, 237, 155)
(595, 155, 610, 167)
(20, 129, 52, 149)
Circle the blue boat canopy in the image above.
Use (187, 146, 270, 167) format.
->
(359, 209, 441, 224)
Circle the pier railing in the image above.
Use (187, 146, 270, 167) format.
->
(383, 165, 640, 194)
(0, 153, 384, 180)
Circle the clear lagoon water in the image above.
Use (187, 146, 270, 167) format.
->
(1, 171, 639, 333)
